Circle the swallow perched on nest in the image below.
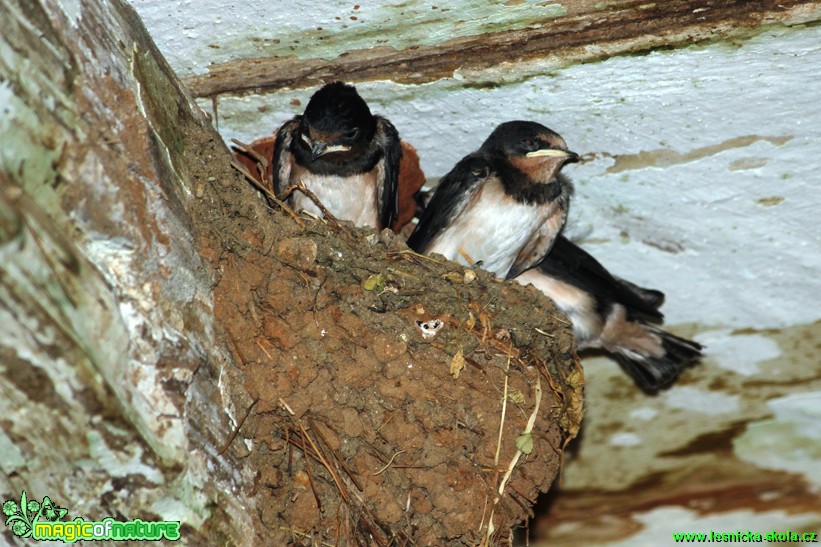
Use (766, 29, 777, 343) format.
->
(272, 82, 402, 230)
(515, 235, 703, 391)
(407, 121, 578, 278)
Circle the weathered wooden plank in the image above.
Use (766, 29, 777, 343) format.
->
(182, 0, 821, 98)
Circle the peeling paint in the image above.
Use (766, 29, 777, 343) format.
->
(734, 391, 821, 490)
(0, 82, 62, 193)
(131, 0, 568, 76)
(628, 407, 658, 421)
(609, 432, 642, 446)
(150, 451, 212, 528)
(0, 429, 26, 471)
(55, 0, 83, 26)
(694, 330, 781, 376)
(756, 195, 785, 206)
(86, 429, 165, 485)
(604, 135, 792, 174)
(663, 386, 741, 414)
(729, 157, 768, 171)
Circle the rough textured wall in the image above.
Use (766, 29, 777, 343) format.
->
(0, 0, 254, 543)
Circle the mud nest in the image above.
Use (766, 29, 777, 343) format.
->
(191, 135, 583, 545)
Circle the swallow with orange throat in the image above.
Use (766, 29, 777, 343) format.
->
(272, 82, 401, 230)
(407, 120, 578, 278)
(515, 235, 703, 391)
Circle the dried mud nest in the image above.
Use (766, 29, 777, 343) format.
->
(193, 137, 584, 545)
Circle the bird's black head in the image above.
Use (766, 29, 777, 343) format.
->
(299, 82, 377, 162)
(480, 120, 578, 188)
(480, 120, 577, 161)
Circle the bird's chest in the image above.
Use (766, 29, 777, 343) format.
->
(290, 165, 379, 229)
(429, 187, 555, 277)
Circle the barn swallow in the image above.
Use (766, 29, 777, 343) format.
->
(515, 235, 703, 391)
(272, 82, 401, 230)
(407, 121, 578, 278)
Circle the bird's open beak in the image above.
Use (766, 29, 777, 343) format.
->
(526, 149, 579, 163)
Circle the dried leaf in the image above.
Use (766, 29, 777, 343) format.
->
(515, 432, 533, 455)
(450, 347, 466, 379)
(507, 389, 525, 405)
(440, 271, 463, 284)
(479, 309, 491, 341)
(465, 311, 476, 331)
(363, 273, 385, 292)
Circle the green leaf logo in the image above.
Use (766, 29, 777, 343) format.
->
(3, 491, 68, 538)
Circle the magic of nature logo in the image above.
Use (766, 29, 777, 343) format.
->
(3, 491, 180, 542)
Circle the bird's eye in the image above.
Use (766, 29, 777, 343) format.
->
(522, 138, 537, 150)
(344, 128, 360, 140)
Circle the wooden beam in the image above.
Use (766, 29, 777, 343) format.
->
(184, 0, 821, 98)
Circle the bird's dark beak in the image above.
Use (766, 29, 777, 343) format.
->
(310, 141, 327, 162)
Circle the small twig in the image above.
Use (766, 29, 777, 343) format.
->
(218, 398, 259, 456)
(284, 431, 325, 467)
(309, 418, 363, 492)
(279, 398, 295, 416)
(375, 411, 397, 433)
(385, 267, 421, 281)
(298, 421, 349, 503)
(277, 527, 336, 547)
(457, 246, 477, 266)
(483, 341, 514, 545)
(335, 511, 342, 547)
(507, 484, 536, 506)
(534, 327, 555, 338)
(551, 313, 572, 326)
(286, 427, 293, 473)
(299, 431, 323, 512)
(278, 183, 343, 232)
(486, 376, 543, 545)
(477, 494, 489, 534)
(505, 486, 534, 518)
(494, 341, 513, 466)
(335, 469, 391, 546)
(498, 377, 542, 496)
(386, 248, 444, 266)
(230, 159, 305, 227)
(255, 338, 273, 360)
(373, 450, 406, 476)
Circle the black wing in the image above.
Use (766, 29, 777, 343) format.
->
(271, 117, 300, 196)
(536, 235, 665, 321)
(406, 153, 491, 254)
(374, 117, 402, 230)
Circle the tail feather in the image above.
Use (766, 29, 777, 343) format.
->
(612, 323, 703, 392)
(615, 277, 666, 310)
